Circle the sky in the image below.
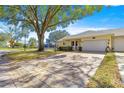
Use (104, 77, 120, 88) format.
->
(0, 5, 124, 42)
(44, 5, 124, 42)
(63, 5, 124, 34)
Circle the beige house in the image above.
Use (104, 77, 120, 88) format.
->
(56, 29, 124, 52)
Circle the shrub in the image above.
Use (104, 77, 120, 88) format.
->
(58, 46, 72, 51)
(78, 46, 82, 51)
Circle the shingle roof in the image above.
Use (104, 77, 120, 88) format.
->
(58, 28, 124, 42)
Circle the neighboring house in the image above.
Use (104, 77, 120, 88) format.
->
(56, 29, 124, 52)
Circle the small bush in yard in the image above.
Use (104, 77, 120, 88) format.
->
(78, 46, 82, 51)
(58, 46, 72, 51)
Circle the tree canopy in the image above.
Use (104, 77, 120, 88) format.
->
(0, 5, 103, 51)
(0, 32, 10, 47)
(47, 30, 69, 43)
(28, 37, 37, 48)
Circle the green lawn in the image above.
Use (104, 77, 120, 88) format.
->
(6, 49, 63, 62)
(87, 52, 123, 88)
(0, 47, 22, 50)
(0, 47, 37, 51)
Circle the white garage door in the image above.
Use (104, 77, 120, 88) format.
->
(114, 37, 124, 51)
(82, 40, 107, 51)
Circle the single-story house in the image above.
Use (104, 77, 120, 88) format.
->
(56, 29, 124, 52)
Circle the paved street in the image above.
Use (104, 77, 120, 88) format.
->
(0, 51, 9, 57)
(0, 52, 105, 88)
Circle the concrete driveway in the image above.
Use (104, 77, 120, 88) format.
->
(0, 52, 105, 88)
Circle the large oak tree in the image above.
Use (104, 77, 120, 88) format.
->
(0, 5, 102, 51)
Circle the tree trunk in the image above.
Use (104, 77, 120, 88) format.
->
(37, 34, 44, 51)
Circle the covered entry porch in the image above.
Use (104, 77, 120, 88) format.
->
(70, 39, 81, 51)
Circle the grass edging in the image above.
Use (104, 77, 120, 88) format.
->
(87, 52, 123, 88)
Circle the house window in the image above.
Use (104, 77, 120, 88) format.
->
(76, 41, 78, 46)
(92, 37, 96, 39)
(71, 41, 74, 46)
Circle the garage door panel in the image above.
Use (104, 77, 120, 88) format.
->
(82, 40, 107, 51)
(114, 37, 124, 51)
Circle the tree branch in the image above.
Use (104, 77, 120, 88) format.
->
(42, 6, 62, 33)
(29, 5, 37, 21)
(28, 5, 41, 34)
(47, 17, 75, 28)
(50, 6, 62, 19)
(41, 6, 52, 34)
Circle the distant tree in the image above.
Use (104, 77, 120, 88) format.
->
(28, 37, 37, 48)
(0, 34, 5, 47)
(0, 32, 11, 47)
(8, 23, 30, 42)
(7, 24, 21, 47)
(21, 27, 30, 48)
(0, 35, 4, 41)
(46, 39, 51, 48)
(5, 24, 29, 48)
(1, 5, 103, 51)
(47, 30, 69, 47)
(0, 23, 31, 48)
(14, 42, 23, 48)
(0, 32, 10, 41)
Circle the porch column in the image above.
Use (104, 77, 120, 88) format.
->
(73, 41, 76, 50)
(109, 35, 113, 51)
(107, 35, 113, 52)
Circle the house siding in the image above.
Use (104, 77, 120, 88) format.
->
(57, 34, 113, 50)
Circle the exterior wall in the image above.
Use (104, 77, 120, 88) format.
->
(81, 34, 113, 50)
(57, 34, 113, 51)
(57, 39, 81, 47)
(110, 35, 113, 50)
(113, 36, 124, 51)
(56, 40, 71, 47)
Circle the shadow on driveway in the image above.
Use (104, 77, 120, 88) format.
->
(0, 52, 105, 88)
